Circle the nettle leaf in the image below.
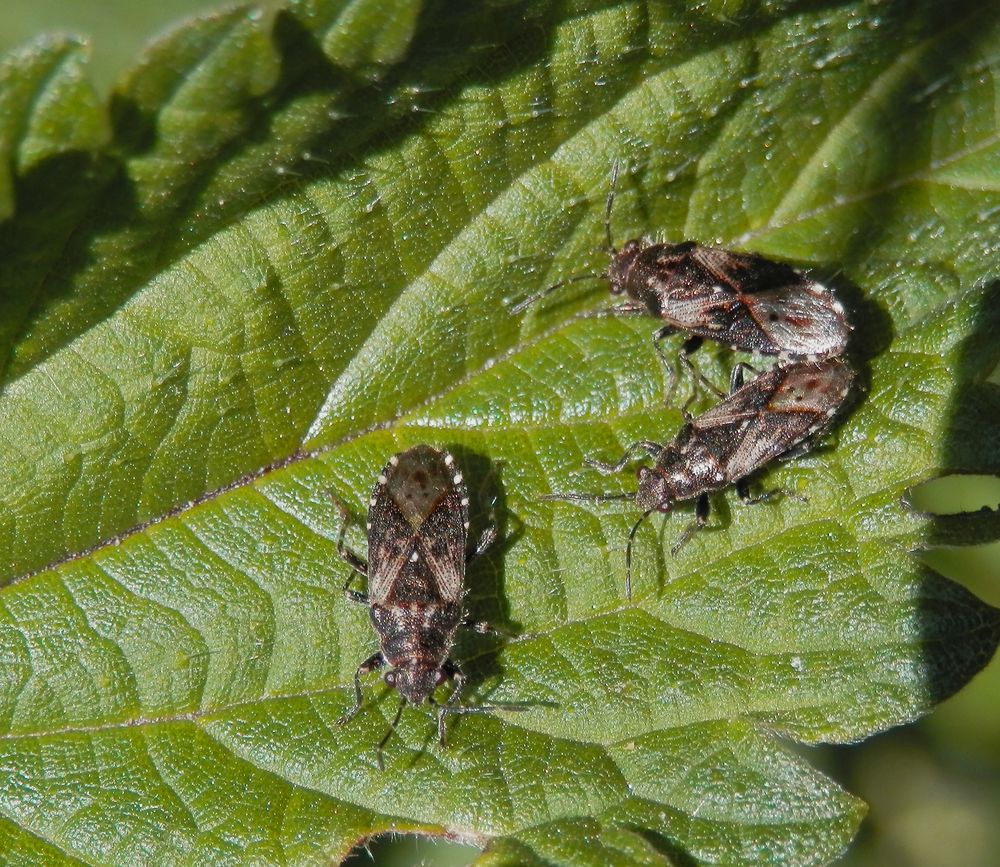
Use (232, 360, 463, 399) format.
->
(0, 1, 998, 864)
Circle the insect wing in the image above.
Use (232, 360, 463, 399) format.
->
(677, 248, 848, 357)
(693, 359, 853, 480)
(366, 446, 469, 604)
(765, 358, 854, 423)
(741, 283, 849, 358)
(686, 366, 784, 472)
(413, 482, 468, 603)
(635, 243, 740, 330)
(366, 474, 417, 604)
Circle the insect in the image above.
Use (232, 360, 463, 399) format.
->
(336, 444, 523, 768)
(549, 357, 855, 597)
(512, 164, 850, 396)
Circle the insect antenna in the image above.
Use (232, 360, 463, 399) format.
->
(433, 699, 533, 747)
(509, 272, 606, 315)
(544, 489, 644, 598)
(510, 161, 624, 314)
(539, 491, 634, 504)
(605, 159, 621, 254)
(625, 508, 655, 600)
(375, 697, 406, 770)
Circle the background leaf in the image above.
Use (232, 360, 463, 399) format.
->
(0, 0, 998, 864)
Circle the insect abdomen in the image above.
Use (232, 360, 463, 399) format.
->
(371, 602, 463, 669)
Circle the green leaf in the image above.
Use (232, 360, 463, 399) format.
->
(0, 1, 998, 864)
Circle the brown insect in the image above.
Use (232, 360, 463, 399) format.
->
(513, 164, 850, 396)
(336, 445, 525, 767)
(550, 357, 855, 597)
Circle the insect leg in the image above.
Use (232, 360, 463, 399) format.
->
(463, 517, 504, 634)
(337, 651, 385, 726)
(736, 478, 807, 506)
(586, 440, 663, 474)
(331, 495, 368, 577)
(342, 583, 369, 605)
(679, 337, 730, 414)
(651, 325, 682, 400)
(438, 660, 466, 745)
(460, 617, 499, 635)
(331, 496, 369, 601)
(375, 698, 406, 771)
(779, 437, 821, 462)
(671, 493, 710, 555)
(436, 660, 531, 746)
(778, 413, 843, 462)
(466, 524, 497, 564)
(728, 361, 762, 394)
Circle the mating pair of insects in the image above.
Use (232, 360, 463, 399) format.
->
(337, 166, 854, 766)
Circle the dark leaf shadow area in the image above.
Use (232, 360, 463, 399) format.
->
(919, 279, 1000, 706)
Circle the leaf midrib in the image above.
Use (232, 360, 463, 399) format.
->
(0, 526, 932, 747)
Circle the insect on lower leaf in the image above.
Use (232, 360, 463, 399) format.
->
(336, 444, 527, 768)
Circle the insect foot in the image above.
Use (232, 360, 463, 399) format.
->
(545, 358, 855, 599)
(335, 444, 527, 769)
(512, 163, 851, 400)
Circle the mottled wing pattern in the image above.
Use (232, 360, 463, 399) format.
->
(685, 248, 849, 358)
(414, 477, 468, 603)
(645, 244, 743, 332)
(694, 359, 854, 481)
(767, 359, 854, 412)
(366, 463, 418, 604)
(742, 285, 849, 358)
(644, 246, 775, 352)
(366, 446, 469, 604)
(689, 366, 781, 475)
